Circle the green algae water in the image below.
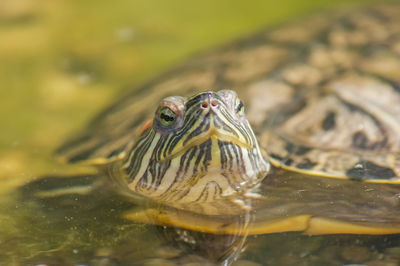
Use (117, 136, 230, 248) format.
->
(1, 0, 400, 265)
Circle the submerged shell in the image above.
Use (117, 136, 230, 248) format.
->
(127, 169, 400, 235)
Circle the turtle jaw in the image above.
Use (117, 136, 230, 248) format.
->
(158, 128, 252, 163)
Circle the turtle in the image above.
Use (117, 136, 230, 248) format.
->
(32, 4, 400, 241)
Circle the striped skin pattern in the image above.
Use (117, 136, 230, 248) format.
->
(121, 90, 270, 205)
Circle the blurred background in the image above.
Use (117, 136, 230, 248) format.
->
(0, 0, 389, 192)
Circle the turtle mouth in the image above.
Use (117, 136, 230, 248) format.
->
(159, 128, 252, 162)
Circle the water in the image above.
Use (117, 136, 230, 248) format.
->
(1, 0, 400, 265)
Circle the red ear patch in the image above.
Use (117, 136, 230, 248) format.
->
(137, 119, 153, 134)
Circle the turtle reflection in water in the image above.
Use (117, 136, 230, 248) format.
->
(26, 4, 400, 265)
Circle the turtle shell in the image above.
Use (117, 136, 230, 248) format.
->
(54, 4, 400, 234)
(57, 5, 400, 181)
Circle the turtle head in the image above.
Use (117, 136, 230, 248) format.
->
(122, 90, 269, 204)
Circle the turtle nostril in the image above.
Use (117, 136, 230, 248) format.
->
(211, 99, 218, 108)
(201, 101, 209, 109)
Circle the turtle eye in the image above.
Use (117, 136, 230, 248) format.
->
(236, 99, 244, 116)
(158, 107, 176, 127)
